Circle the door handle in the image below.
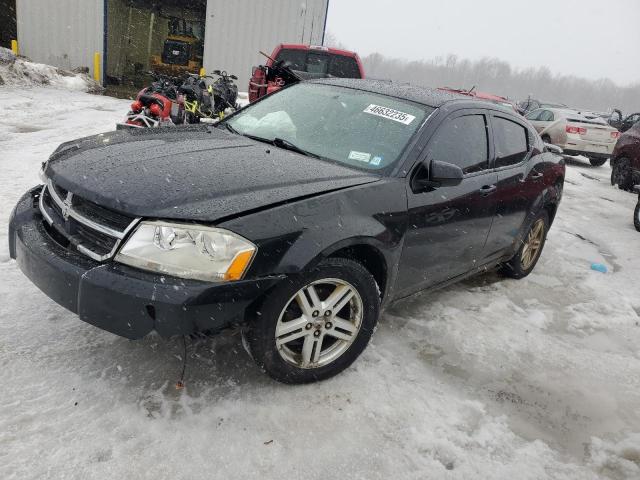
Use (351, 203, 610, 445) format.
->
(479, 184, 497, 195)
(530, 172, 544, 180)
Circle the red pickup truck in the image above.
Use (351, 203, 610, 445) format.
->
(248, 44, 365, 103)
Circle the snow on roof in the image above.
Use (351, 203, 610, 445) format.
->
(312, 78, 472, 108)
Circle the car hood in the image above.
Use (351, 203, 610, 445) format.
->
(45, 126, 380, 222)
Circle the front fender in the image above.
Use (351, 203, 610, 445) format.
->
(219, 179, 408, 288)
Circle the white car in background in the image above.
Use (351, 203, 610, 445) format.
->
(525, 108, 620, 166)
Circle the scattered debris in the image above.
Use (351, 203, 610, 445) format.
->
(590, 263, 608, 273)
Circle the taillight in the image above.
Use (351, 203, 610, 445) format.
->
(149, 104, 162, 117)
(611, 131, 620, 139)
(131, 100, 143, 112)
(566, 125, 587, 135)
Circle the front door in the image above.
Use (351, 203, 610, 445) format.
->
(395, 112, 498, 296)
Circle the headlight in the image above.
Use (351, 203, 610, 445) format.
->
(115, 221, 256, 282)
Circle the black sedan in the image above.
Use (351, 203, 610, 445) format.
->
(8, 79, 565, 383)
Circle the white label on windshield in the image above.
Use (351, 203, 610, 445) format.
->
(348, 151, 371, 162)
(363, 104, 416, 125)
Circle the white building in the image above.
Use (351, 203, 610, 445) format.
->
(15, 0, 329, 88)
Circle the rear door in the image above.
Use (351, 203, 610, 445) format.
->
(395, 111, 498, 295)
(483, 114, 541, 259)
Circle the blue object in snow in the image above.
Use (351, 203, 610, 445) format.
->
(590, 263, 608, 273)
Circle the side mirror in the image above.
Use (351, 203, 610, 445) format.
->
(430, 160, 464, 186)
(230, 75, 238, 80)
(544, 143, 563, 155)
(411, 159, 464, 192)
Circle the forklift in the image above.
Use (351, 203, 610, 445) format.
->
(150, 16, 203, 77)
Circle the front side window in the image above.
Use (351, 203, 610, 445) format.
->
(426, 114, 489, 174)
(225, 83, 433, 171)
(493, 117, 530, 167)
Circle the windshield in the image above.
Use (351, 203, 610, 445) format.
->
(225, 83, 432, 171)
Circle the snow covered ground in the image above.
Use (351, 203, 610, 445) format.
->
(1, 85, 639, 480)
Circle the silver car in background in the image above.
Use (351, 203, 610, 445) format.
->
(525, 108, 620, 166)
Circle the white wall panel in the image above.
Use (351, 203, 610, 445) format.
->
(16, 0, 104, 78)
(203, 0, 328, 89)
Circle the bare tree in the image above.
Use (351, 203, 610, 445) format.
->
(361, 51, 640, 112)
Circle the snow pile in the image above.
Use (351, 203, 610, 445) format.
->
(0, 47, 103, 93)
(1, 87, 640, 479)
(588, 434, 640, 479)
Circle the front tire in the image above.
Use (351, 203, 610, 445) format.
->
(634, 202, 640, 232)
(500, 211, 549, 279)
(245, 258, 380, 384)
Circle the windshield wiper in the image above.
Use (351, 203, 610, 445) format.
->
(223, 122, 239, 135)
(272, 137, 322, 159)
(224, 126, 322, 159)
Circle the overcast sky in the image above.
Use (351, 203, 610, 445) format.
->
(326, 0, 640, 86)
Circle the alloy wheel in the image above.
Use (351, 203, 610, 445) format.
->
(274, 278, 363, 369)
(521, 218, 545, 270)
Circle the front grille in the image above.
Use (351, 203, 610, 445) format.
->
(39, 180, 138, 261)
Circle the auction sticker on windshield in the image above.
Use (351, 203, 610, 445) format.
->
(363, 104, 416, 125)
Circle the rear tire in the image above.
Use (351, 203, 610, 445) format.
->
(244, 258, 380, 384)
(500, 211, 549, 279)
(611, 158, 633, 191)
(588, 157, 608, 167)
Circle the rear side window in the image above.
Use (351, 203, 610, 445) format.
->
(525, 109, 543, 121)
(493, 117, 530, 167)
(427, 114, 489, 174)
(329, 55, 361, 78)
(539, 110, 554, 122)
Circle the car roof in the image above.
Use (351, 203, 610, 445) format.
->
(438, 87, 509, 103)
(310, 78, 503, 110)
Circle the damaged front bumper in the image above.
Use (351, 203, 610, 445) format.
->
(8, 187, 282, 339)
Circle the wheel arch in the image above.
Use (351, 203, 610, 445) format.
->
(544, 177, 563, 226)
(308, 237, 392, 302)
